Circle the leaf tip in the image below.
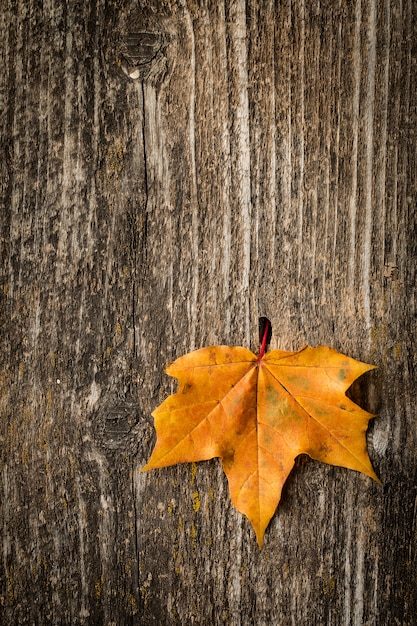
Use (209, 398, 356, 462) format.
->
(369, 468, 382, 486)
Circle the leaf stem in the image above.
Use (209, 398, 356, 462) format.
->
(258, 319, 270, 360)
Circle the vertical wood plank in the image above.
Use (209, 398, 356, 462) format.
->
(1, 0, 416, 624)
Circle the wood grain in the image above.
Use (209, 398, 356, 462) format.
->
(1, 0, 416, 623)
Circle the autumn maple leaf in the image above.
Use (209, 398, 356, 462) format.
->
(142, 339, 379, 547)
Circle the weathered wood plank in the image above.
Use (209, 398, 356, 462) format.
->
(1, 0, 416, 624)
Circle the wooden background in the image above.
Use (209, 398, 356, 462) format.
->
(1, 0, 416, 624)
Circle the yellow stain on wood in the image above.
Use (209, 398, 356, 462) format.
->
(322, 577, 335, 596)
(60, 496, 68, 509)
(7, 419, 17, 443)
(190, 522, 197, 539)
(21, 442, 29, 464)
(191, 490, 201, 513)
(108, 145, 124, 171)
(115, 322, 122, 336)
(95, 575, 105, 599)
(127, 592, 137, 610)
(186, 0, 197, 14)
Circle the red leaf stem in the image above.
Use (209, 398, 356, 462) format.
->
(258, 319, 270, 360)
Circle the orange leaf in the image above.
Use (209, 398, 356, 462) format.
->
(142, 345, 379, 547)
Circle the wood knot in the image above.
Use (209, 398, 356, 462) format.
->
(119, 31, 162, 78)
(117, 29, 173, 83)
(93, 397, 147, 456)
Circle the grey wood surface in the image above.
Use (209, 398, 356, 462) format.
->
(1, 1, 416, 624)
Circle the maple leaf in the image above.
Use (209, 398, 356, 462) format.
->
(142, 343, 379, 547)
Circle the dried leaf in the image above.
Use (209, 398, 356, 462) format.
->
(142, 345, 379, 547)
